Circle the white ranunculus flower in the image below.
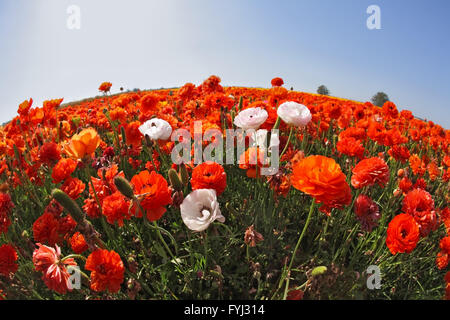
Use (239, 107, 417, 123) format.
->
(234, 107, 268, 130)
(277, 102, 312, 127)
(180, 189, 225, 232)
(138, 118, 172, 141)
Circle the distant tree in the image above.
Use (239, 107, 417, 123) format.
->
(317, 85, 329, 95)
(371, 92, 389, 107)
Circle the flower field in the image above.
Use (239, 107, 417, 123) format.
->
(0, 75, 449, 300)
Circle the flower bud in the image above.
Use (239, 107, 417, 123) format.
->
(168, 169, 183, 191)
(114, 176, 135, 199)
(121, 126, 127, 145)
(311, 266, 327, 277)
(179, 163, 190, 186)
(52, 188, 84, 224)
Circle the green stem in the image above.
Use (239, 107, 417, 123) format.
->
(279, 126, 294, 160)
(282, 199, 316, 299)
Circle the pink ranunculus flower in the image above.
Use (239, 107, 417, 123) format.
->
(32, 243, 77, 294)
(277, 102, 312, 127)
(234, 107, 268, 130)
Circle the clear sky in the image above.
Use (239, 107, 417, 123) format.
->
(0, 0, 449, 128)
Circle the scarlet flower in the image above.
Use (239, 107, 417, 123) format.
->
(69, 232, 88, 254)
(0, 192, 14, 214)
(291, 155, 352, 214)
(388, 145, 410, 163)
(99, 82, 112, 93)
(402, 188, 437, 237)
(413, 178, 427, 190)
(0, 244, 18, 276)
(382, 101, 399, 118)
(85, 249, 124, 293)
(33, 243, 76, 294)
(39, 142, 61, 166)
(199, 75, 223, 95)
(351, 157, 390, 189)
(386, 213, 420, 255)
(65, 128, 102, 159)
(17, 98, 33, 117)
(337, 137, 365, 159)
(271, 77, 284, 87)
(398, 177, 413, 194)
(125, 121, 143, 147)
(354, 195, 380, 232)
(436, 236, 450, 270)
(33, 212, 62, 246)
(191, 162, 227, 196)
(52, 158, 78, 183)
(33, 212, 76, 246)
(102, 191, 132, 226)
(61, 177, 85, 200)
(131, 170, 172, 221)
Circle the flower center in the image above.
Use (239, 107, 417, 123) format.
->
(199, 207, 211, 221)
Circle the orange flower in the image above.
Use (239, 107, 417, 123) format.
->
(17, 98, 33, 117)
(61, 177, 85, 200)
(52, 158, 78, 183)
(85, 249, 124, 293)
(436, 236, 450, 270)
(386, 213, 420, 255)
(381, 101, 399, 119)
(98, 82, 112, 93)
(102, 191, 132, 226)
(131, 170, 172, 221)
(427, 161, 440, 181)
(336, 137, 365, 159)
(39, 142, 61, 166)
(124, 121, 143, 147)
(69, 232, 88, 254)
(351, 157, 389, 189)
(409, 154, 426, 176)
(402, 188, 437, 237)
(140, 93, 160, 114)
(65, 128, 102, 159)
(191, 162, 227, 196)
(291, 155, 352, 214)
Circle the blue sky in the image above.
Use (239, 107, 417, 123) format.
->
(0, 0, 449, 128)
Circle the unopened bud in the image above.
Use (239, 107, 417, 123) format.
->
(52, 189, 84, 224)
(311, 266, 327, 277)
(168, 169, 183, 191)
(114, 176, 135, 199)
(179, 163, 190, 186)
(121, 126, 127, 145)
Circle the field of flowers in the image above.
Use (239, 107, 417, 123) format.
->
(0, 75, 448, 300)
